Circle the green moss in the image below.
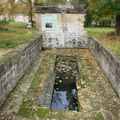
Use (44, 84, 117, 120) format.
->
(49, 110, 64, 119)
(17, 107, 32, 118)
(94, 112, 104, 120)
(23, 100, 33, 107)
(81, 74, 89, 81)
(17, 100, 33, 117)
(32, 108, 50, 119)
(17, 52, 56, 119)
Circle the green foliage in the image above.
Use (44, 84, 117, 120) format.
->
(88, 0, 120, 18)
(101, 0, 120, 15)
(0, 20, 9, 27)
(85, 10, 93, 27)
(83, 0, 120, 27)
(72, 0, 87, 4)
(87, 0, 120, 34)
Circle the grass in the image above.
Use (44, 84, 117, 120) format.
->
(8, 22, 27, 26)
(0, 22, 37, 49)
(1, 23, 119, 60)
(86, 27, 120, 60)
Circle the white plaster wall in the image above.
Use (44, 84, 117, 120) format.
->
(35, 13, 87, 48)
(14, 14, 29, 22)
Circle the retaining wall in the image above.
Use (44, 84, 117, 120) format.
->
(88, 37, 120, 97)
(0, 35, 42, 107)
(0, 34, 119, 108)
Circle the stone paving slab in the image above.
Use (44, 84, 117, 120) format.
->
(38, 72, 56, 109)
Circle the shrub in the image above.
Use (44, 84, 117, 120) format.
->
(0, 20, 9, 30)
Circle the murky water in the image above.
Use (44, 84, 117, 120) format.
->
(51, 56, 79, 111)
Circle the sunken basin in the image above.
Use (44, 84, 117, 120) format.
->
(51, 56, 79, 111)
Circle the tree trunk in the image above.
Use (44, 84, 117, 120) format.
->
(28, 0, 33, 27)
(29, 6, 33, 26)
(115, 15, 120, 35)
(108, 21, 111, 27)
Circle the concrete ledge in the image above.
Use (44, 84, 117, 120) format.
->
(38, 72, 56, 109)
(88, 37, 120, 97)
(0, 35, 42, 107)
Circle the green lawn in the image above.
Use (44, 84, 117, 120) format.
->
(0, 23, 119, 60)
(0, 22, 37, 48)
(86, 27, 120, 60)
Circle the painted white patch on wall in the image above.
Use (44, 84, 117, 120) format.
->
(41, 14, 58, 31)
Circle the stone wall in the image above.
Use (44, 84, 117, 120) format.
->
(88, 37, 120, 97)
(35, 13, 87, 48)
(0, 35, 42, 107)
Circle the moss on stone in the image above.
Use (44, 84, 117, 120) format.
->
(32, 108, 50, 119)
(22, 100, 33, 107)
(17, 107, 32, 118)
(94, 112, 104, 120)
(14, 49, 120, 120)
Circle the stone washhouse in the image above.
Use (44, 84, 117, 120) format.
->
(0, 3, 120, 120)
(35, 4, 87, 48)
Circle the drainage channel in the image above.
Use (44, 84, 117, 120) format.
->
(51, 56, 79, 111)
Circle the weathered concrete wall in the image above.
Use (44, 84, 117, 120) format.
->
(35, 13, 87, 48)
(0, 36, 42, 107)
(88, 37, 120, 97)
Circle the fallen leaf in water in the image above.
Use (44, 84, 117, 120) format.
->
(55, 83, 58, 85)
(59, 80, 62, 83)
(56, 88, 59, 90)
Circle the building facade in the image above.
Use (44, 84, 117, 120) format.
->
(35, 4, 87, 48)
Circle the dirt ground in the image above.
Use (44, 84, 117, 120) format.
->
(0, 49, 12, 58)
(0, 49, 120, 120)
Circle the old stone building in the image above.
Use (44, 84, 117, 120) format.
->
(34, 4, 87, 48)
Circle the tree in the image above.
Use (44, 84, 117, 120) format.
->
(0, 0, 16, 21)
(0, 0, 4, 15)
(89, 0, 120, 35)
(7, 0, 16, 21)
(0, 20, 9, 30)
(19, 0, 34, 26)
(103, 0, 120, 35)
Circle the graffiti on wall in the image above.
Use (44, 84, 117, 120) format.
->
(42, 32, 87, 48)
